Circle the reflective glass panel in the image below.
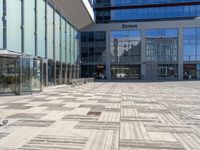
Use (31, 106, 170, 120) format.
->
(111, 65, 141, 79)
(37, 0, 46, 57)
(0, 57, 18, 94)
(24, 0, 35, 55)
(96, 4, 200, 23)
(71, 27, 74, 64)
(0, 0, 3, 49)
(110, 30, 141, 63)
(55, 12, 60, 61)
(21, 57, 42, 92)
(66, 23, 71, 64)
(7, 0, 21, 52)
(47, 4, 54, 59)
(96, 0, 197, 7)
(145, 29, 178, 62)
(61, 18, 66, 63)
(183, 28, 200, 61)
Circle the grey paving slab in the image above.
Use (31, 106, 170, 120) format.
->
(0, 81, 200, 149)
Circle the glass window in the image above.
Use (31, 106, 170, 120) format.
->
(96, 4, 200, 23)
(183, 28, 200, 61)
(0, 0, 3, 49)
(55, 12, 60, 61)
(145, 29, 178, 62)
(37, 0, 46, 58)
(24, 0, 35, 56)
(70, 26, 74, 64)
(111, 65, 141, 79)
(110, 30, 141, 64)
(7, 0, 21, 52)
(158, 64, 178, 78)
(61, 18, 66, 63)
(47, 4, 54, 60)
(74, 30, 77, 64)
(197, 45, 200, 61)
(66, 23, 71, 64)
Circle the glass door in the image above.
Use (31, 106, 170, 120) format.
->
(20, 57, 42, 93)
(0, 56, 19, 94)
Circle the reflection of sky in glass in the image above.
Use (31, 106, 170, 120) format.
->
(183, 28, 200, 61)
(0, 0, 3, 49)
(111, 30, 141, 40)
(110, 5, 200, 21)
(110, 30, 141, 62)
(146, 29, 178, 38)
(110, 0, 196, 6)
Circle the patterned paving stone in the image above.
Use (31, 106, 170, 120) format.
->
(0, 81, 200, 150)
(21, 135, 87, 150)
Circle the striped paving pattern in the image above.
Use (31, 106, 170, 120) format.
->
(0, 81, 200, 149)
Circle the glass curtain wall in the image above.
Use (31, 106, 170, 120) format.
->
(183, 28, 200, 61)
(80, 31, 106, 79)
(110, 30, 141, 64)
(95, 0, 200, 23)
(55, 12, 60, 62)
(61, 18, 66, 63)
(111, 5, 200, 21)
(47, 4, 54, 60)
(146, 29, 178, 62)
(183, 28, 200, 80)
(95, 0, 197, 7)
(145, 29, 178, 80)
(81, 32, 106, 63)
(24, 0, 35, 56)
(0, 0, 3, 49)
(67, 23, 71, 65)
(0, 0, 80, 91)
(37, 0, 46, 57)
(7, 0, 21, 52)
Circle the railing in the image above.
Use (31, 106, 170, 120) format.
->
(71, 78, 94, 87)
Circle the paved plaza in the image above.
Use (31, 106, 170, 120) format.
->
(0, 81, 200, 150)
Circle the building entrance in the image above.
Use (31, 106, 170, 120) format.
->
(0, 55, 42, 95)
(111, 65, 140, 79)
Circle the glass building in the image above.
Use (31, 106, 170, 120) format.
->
(80, 0, 200, 80)
(0, 0, 94, 94)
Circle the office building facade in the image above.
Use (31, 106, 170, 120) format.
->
(0, 0, 94, 94)
(81, 0, 200, 80)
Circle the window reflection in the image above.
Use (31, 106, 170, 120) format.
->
(47, 4, 54, 59)
(24, 0, 35, 55)
(96, 0, 197, 7)
(55, 12, 60, 61)
(95, 1, 200, 23)
(111, 65, 140, 79)
(110, 30, 141, 64)
(61, 18, 66, 63)
(145, 29, 178, 62)
(81, 31, 106, 64)
(37, 0, 46, 57)
(7, 0, 21, 52)
(183, 28, 200, 61)
(0, 0, 3, 49)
